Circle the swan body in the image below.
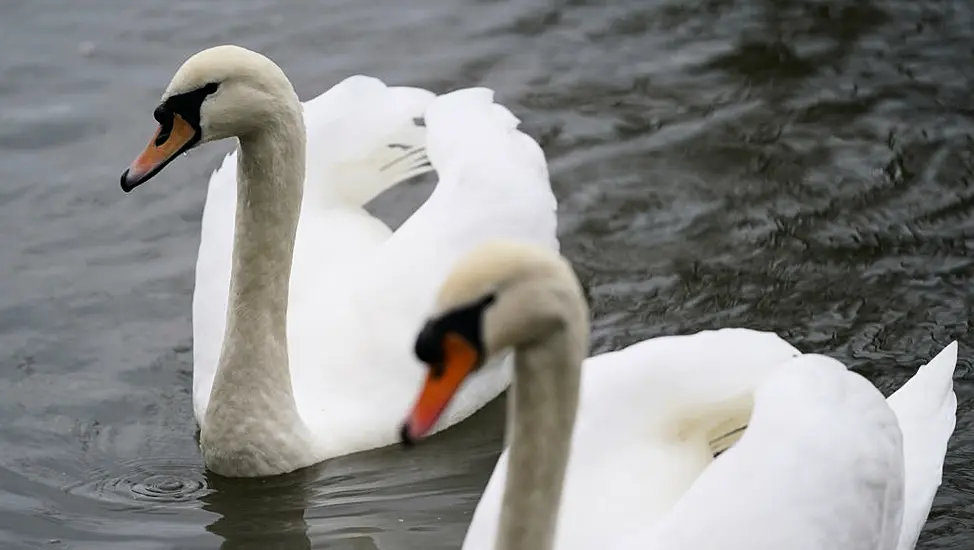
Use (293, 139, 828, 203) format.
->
(402, 241, 957, 550)
(120, 46, 557, 476)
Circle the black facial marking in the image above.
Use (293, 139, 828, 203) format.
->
(153, 104, 169, 124)
(161, 81, 220, 131)
(414, 294, 496, 378)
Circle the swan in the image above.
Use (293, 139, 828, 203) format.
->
(119, 45, 558, 477)
(401, 240, 957, 550)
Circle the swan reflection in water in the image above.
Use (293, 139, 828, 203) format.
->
(203, 468, 314, 550)
(199, 396, 507, 550)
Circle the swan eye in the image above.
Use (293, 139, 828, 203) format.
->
(413, 293, 496, 377)
(415, 321, 445, 372)
(202, 82, 219, 95)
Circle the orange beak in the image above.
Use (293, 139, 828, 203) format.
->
(401, 332, 481, 444)
(120, 113, 198, 192)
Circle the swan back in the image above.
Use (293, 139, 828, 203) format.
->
(461, 328, 803, 550)
(647, 354, 906, 550)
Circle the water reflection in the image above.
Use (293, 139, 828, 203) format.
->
(204, 470, 313, 550)
(196, 397, 506, 550)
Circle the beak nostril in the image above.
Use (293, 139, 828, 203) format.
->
(429, 362, 446, 379)
(155, 123, 173, 147)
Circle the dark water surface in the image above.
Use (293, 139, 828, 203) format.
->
(1, 0, 972, 548)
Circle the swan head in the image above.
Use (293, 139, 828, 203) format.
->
(120, 45, 299, 192)
(400, 241, 589, 444)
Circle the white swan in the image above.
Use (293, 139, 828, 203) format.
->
(402, 240, 957, 550)
(119, 45, 558, 477)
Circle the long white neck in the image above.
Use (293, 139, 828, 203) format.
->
(201, 99, 313, 477)
(497, 331, 582, 550)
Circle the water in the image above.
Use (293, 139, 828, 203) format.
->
(0, 0, 971, 548)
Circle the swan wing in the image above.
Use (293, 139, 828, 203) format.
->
(289, 87, 559, 454)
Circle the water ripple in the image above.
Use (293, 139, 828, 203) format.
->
(64, 458, 209, 506)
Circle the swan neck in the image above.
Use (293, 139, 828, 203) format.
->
(228, 118, 305, 355)
(497, 331, 582, 550)
(203, 101, 308, 461)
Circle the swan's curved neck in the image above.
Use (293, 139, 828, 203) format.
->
(201, 100, 311, 476)
(498, 331, 582, 550)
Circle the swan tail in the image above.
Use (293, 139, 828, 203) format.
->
(886, 341, 958, 550)
(423, 87, 550, 188)
(302, 75, 437, 207)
